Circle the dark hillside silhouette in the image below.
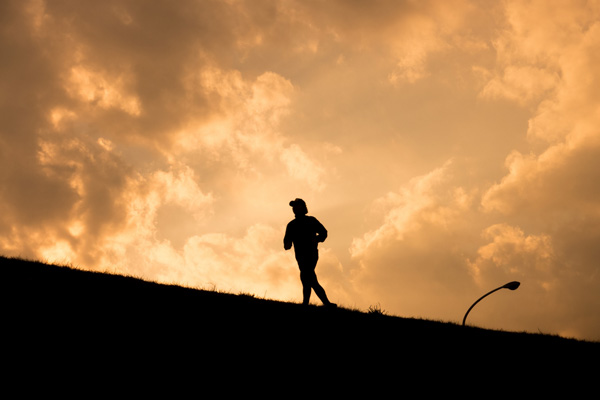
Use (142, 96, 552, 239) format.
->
(1, 255, 598, 392)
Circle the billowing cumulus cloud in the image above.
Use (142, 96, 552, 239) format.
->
(2, 0, 600, 341)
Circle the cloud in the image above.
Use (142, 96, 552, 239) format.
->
(468, 223, 556, 288)
(351, 160, 462, 256)
(348, 160, 483, 319)
(280, 144, 326, 192)
(344, 0, 600, 337)
(480, 1, 600, 221)
(182, 224, 297, 295)
(2, 0, 600, 341)
(464, 0, 600, 338)
(66, 65, 141, 116)
(0, 0, 331, 288)
(479, 65, 560, 105)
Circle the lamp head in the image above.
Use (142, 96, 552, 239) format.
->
(503, 281, 520, 290)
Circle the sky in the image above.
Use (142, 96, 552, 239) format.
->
(2, 0, 600, 342)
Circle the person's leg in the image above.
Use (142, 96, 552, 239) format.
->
(311, 275, 331, 305)
(297, 250, 318, 305)
(299, 270, 312, 305)
(301, 268, 333, 306)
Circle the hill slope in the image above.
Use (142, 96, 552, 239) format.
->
(2, 255, 598, 391)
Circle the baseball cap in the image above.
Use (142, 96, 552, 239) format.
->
(289, 198, 306, 207)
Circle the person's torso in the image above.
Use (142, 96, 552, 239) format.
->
(287, 216, 321, 250)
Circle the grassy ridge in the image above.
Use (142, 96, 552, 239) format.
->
(2, 255, 598, 391)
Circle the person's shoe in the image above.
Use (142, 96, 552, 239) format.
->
(325, 302, 337, 308)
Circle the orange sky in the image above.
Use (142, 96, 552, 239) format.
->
(2, 0, 600, 341)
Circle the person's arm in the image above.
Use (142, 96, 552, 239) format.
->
(315, 218, 327, 243)
(283, 224, 293, 250)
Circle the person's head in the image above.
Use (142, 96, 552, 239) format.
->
(289, 198, 308, 216)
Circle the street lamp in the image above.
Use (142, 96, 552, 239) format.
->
(462, 281, 521, 326)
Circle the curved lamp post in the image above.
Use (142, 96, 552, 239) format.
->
(462, 281, 521, 326)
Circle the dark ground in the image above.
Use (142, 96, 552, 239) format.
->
(2, 256, 597, 394)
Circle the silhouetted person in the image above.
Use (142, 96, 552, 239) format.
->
(284, 198, 336, 307)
